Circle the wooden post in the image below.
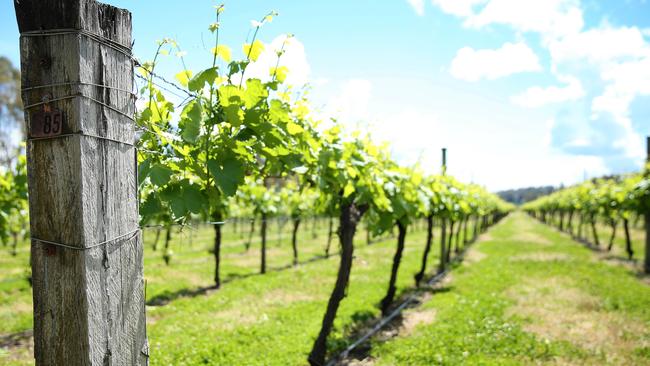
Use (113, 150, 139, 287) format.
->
(645, 136, 650, 273)
(15, 1, 148, 364)
(439, 148, 447, 272)
(441, 147, 447, 176)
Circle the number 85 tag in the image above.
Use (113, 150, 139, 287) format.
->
(30, 104, 64, 138)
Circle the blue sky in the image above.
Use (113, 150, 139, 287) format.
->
(1, 0, 649, 191)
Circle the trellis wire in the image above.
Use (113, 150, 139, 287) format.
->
(22, 81, 137, 99)
(23, 92, 135, 121)
(139, 215, 340, 230)
(27, 131, 135, 147)
(134, 72, 191, 103)
(133, 60, 197, 100)
(31, 229, 140, 251)
(20, 28, 133, 60)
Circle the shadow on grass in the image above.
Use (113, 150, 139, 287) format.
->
(635, 272, 650, 285)
(323, 219, 510, 366)
(569, 236, 645, 272)
(329, 284, 456, 364)
(146, 254, 330, 306)
(547, 224, 641, 265)
(0, 329, 32, 348)
(525, 217, 649, 284)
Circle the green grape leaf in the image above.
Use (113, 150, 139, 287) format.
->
(270, 66, 289, 83)
(183, 184, 205, 214)
(175, 70, 193, 87)
(268, 99, 290, 123)
(286, 121, 303, 135)
(170, 196, 187, 219)
(138, 159, 151, 186)
(235, 126, 256, 141)
(244, 79, 268, 108)
(188, 67, 219, 92)
(243, 40, 265, 62)
(228, 61, 245, 77)
(223, 105, 243, 126)
(219, 85, 244, 107)
(149, 164, 173, 187)
(211, 44, 232, 62)
(140, 194, 162, 220)
(208, 157, 245, 197)
(343, 181, 355, 198)
(180, 101, 202, 143)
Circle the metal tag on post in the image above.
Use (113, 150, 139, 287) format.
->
(30, 104, 64, 138)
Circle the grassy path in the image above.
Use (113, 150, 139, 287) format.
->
(2, 213, 648, 365)
(0, 222, 348, 336)
(0, 221, 448, 365)
(362, 212, 650, 365)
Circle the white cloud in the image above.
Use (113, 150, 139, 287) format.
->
(598, 55, 650, 97)
(548, 25, 650, 64)
(324, 79, 373, 124)
(241, 35, 311, 87)
(589, 56, 650, 160)
(406, 0, 425, 16)
(542, 23, 650, 162)
(488, 153, 608, 191)
(590, 89, 635, 123)
(371, 109, 445, 161)
(572, 27, 650, 130)
(449, 42, 541, 81)
(310, 77, 330, 86)
(430, 0, 486, 17)
(431, 0, 583, 39)
(511, 75, 585, 108)
(464, 0, 583, 40)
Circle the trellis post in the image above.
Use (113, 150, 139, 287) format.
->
(439, 147, 447, 273)
(14, 0, 148, 364)
(441, 147, 447, 176)
(645, 136, 650, 273)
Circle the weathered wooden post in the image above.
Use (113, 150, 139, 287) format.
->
(441, 147, 447, 176)
(645, 136, 650, 273)
(439, 147, 448, 273)
(15, 0, 148, 364)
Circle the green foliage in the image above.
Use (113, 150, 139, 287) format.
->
(523, 173, 650, 219)
(132, 5, 512, 239)
(136, 8, 318, 228)
(370, 213, 650, 365)
(237, 179, 281, 217)
(0, 150, 28, 245)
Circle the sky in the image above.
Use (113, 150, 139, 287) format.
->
(1, 0, 650, 192)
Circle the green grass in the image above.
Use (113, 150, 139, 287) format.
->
(1, 214, 648, 365)
(0, 219, 340, 335)
(0, 218, 449, 365)
(142, 220, 448, 365)
(579, 219, 645, 262)
(539, 213, 647, 263)
(367, 212, 650, 365)
(0, 242, 32, 337)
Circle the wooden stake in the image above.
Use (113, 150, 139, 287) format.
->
(15, 0, 148, 364)
(442, 147, 447, 176)
(645, 136, 650, 273)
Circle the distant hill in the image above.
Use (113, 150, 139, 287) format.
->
(497, 186, 557, 205)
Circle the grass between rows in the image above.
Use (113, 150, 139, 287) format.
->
(1, 214, 647, 365)
(366, 212, 650, 365)
(1, 218, 450, 365)
(0, 221, 339, 336)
